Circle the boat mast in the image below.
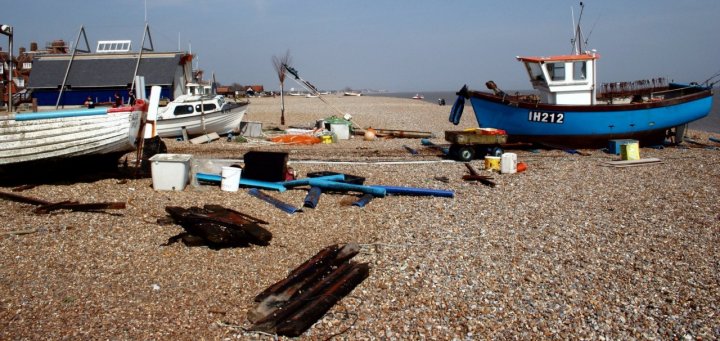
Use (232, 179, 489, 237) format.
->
(571, 2, 585, 55)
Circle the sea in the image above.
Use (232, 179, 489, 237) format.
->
(368, 91, 720, 134)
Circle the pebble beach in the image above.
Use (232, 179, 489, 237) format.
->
(1, 95, 719, 339)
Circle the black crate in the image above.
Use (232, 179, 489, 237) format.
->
(243, 151, 288, 182)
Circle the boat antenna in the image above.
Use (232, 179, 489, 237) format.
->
(702, 69, 720, 87)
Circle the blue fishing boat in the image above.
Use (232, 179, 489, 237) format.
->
(450, 4, 715, 147)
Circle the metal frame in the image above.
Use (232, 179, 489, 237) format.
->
(1, 24, 12, 112)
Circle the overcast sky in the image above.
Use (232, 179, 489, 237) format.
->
(4, 0, 720, 91)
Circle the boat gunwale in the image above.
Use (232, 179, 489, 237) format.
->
(466, 87, 713, 112)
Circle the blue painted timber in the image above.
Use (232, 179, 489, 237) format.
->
(14, 108, 109, 121)
(371, 185, 455, 198)
(196, 173, 287, 192)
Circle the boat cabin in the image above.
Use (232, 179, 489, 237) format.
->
(185, 82, 213, 96)
(517, 51, 599, 105)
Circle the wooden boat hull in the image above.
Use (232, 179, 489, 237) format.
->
(156, 102, 248, 138)
(463, 84, 713, 147)
(0, 105, 144, 166)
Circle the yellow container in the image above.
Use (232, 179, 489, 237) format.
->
(484, 156, 501, 171)
(321, 135, 333, 144)
(620, 142, 640, 160)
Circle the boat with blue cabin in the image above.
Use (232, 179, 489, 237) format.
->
(450, 4, 714, 147)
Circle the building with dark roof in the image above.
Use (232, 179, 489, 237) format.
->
(27, 51, 193, 106)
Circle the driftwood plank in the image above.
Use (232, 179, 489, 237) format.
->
(464, 163, 481, 177)
(0, 191, 52, 206)
(34, 202, 126, 214)
(462, 174, 496, 187)
(600, 158, 662, 167)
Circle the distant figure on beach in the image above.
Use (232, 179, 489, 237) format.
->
(114, 92, 122, 107)
(438, 98, 446, 106)
(84, 96, 95, 109)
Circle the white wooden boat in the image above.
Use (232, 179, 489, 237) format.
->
(155, 94, 248, 137)
(0, 102, 146, 166)
(344, 91, 362, 96)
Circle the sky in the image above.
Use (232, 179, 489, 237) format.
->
(3, 0, 720, 92)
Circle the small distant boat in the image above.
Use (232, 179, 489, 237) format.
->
(155, 94, 248, 138)
(344, 91, 362, 97)
(412, 94, 424, 100)
(0, 101, 147, 167)
(450, 3, 714, 147)
(306, 93, 318, 98)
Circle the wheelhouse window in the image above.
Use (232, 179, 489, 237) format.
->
(546, 62, 565, 81)
(195, 103, 217, 112)
(573, 61, 586, 80)
(526, 62, 544, 81)
(174, 105, 194, 115)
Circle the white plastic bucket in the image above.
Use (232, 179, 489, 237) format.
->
(330, 123, 350, 140)
(221, 166, 241, 192)
(501, 153, 517, 174)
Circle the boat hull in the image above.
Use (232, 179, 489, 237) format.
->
(0, 105, 143, 166)
(466, 86, 713, 147)
(156, 102, 248, 138)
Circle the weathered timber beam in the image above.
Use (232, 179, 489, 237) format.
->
(462, 174, 496, 187)
(275, 262, 370, 337)
(34, 202, 126, 214)
(0, 191, 52, 206)
(464, 163, 480, 177)
(251, 261, 360, 334)
(248, 243, 360, 323)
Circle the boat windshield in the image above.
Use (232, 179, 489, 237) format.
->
(525, 62, 544, 81)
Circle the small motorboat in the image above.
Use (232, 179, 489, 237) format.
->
(155, 94, 248, 138)
(412, 94, 424, 100)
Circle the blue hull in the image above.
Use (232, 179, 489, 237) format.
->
(465, 85, 713, 146)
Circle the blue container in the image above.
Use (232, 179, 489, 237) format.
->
(608, 139, 638, 155)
